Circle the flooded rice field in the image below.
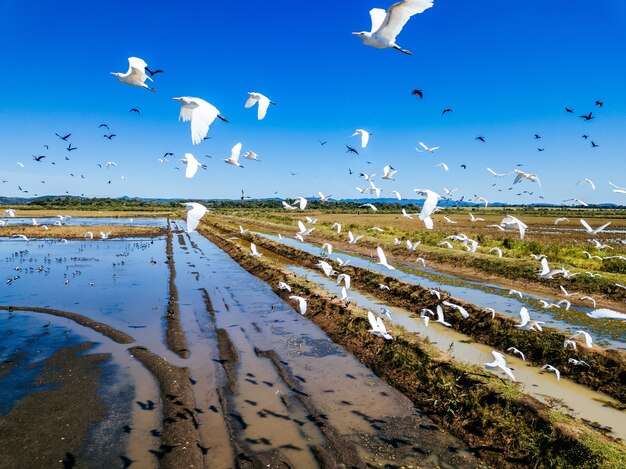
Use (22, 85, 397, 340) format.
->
(286, 264, 626, 441)
(0, 219, 487, 467)
(3, 217, 168, 228)
(258, 232, 626, 350)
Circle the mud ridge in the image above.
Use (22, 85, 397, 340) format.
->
(165, 222, 190, 359)
(0, 306, 135, 344)
(128, 346, 204, 468)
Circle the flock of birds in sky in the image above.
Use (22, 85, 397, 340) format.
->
(3, 0, 626, 385)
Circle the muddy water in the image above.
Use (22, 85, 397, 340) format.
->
(171, 224, 478, 467)
(287, 264, 626, 441)
(257, 233, 626, 350)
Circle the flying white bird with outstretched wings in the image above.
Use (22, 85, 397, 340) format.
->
(414, 188, 440, 229)
(352, 129, 371, 148)
(485, 351, 516, 381)
(376, 246, 395, 270)
(183, 202, 208, 233)
(111, 57, 155, 91)
(245, 92, 275, 120)
(173, 96, 228, 145)
(352, 0, 434, 55)
(181, 153, 202, 179)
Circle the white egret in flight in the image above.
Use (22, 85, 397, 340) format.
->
(172, 96, 228, 145)
(376, 246, 395, 270)
(485, 351, 516, 381)
(413, 188, 440, 229)
(351, 129, 371, 148)
(224, 143, 244, 167)
(245, 92, 275, 120)
(182, 153, 202, 179)
(111, 57, 155, 92)
(183, 202, 208, 233)
(353, 0, 434, 55)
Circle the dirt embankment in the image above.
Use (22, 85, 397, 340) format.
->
(0, 225, 165, 240)
(208, 221, 626, 404)
(165, 223, 190, 359)
(0, 343, 108, 469)
(0, 306, 135, 344)
(198, 222, 626, 469)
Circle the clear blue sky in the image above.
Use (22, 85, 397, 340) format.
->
(0, 0, 625, 204)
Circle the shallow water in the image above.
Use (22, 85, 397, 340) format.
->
(257, 232, 626, 350)
(286, 264, 626, 441)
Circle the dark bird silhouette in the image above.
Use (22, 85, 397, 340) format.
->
(56, 133, 71, 141)
(595, 100, 603, 107)
(565, 107, 574, 113)
(581, 134, 589, 139)
(129, 108, 140, 115)
(197, 443, 210, 455)
(119, 455, 133, 468)
(137, 400, 156, 410)
(460, 164, 467, 169)
(99, 124, 109, 129)
(580, 112, 593, 121)
(318, 140, 327, 146)
(534, 134, 541, 139)
(123, 425, 132, 433)
(348, 168, 353, 175)
(537, 148, 545, 152)
(43, 144, 49, 149)
(411, 89, 423, 98)
(32, 155, 46, 161)
(591, 141, 599, 148)
(290, 171, 297, 176)
(103, 134, 117, 139)
(145, 67, 164, 77)
(442, 108, 453, 115)
(164, 152, 174, 157)
(475, 136, 486, 143)
(345, 145, 359, 155)
(66, 143, 77, 151)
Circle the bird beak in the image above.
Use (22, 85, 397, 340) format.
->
(351, 32, 359, 36)
(172, 97, 182, 101)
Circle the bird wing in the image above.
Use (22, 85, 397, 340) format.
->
(375, 0, 434, 42)
(519, 307, 530, 327)
(540, 257, 550, 275)
(368, 310, 378, 330)
(369, 8, 387, 33)
(127, 57, 149, 82)
(297, 220, 306, 233)
(185, 202, 207, 232)
(244, 94, 257, 108)
(361, 131, 370, 148)
(184, 153, 200, 178)
(230, 143, 242, 163)
(191, 100, 219, 145)
(579, 219, 592, 233)
(257, 95, 270, 120)
(596, 222, 611, 233)
(377, 246, 389, 265)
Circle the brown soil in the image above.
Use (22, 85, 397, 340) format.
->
(165, 223, 190, 359)
(0, 306, 135, 344)
(0, 343, 107, 469)
(0, 225, 165, 240)
(198, 222, 626, 468)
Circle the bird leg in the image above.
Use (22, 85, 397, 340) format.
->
(393, 45, 412, 55)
